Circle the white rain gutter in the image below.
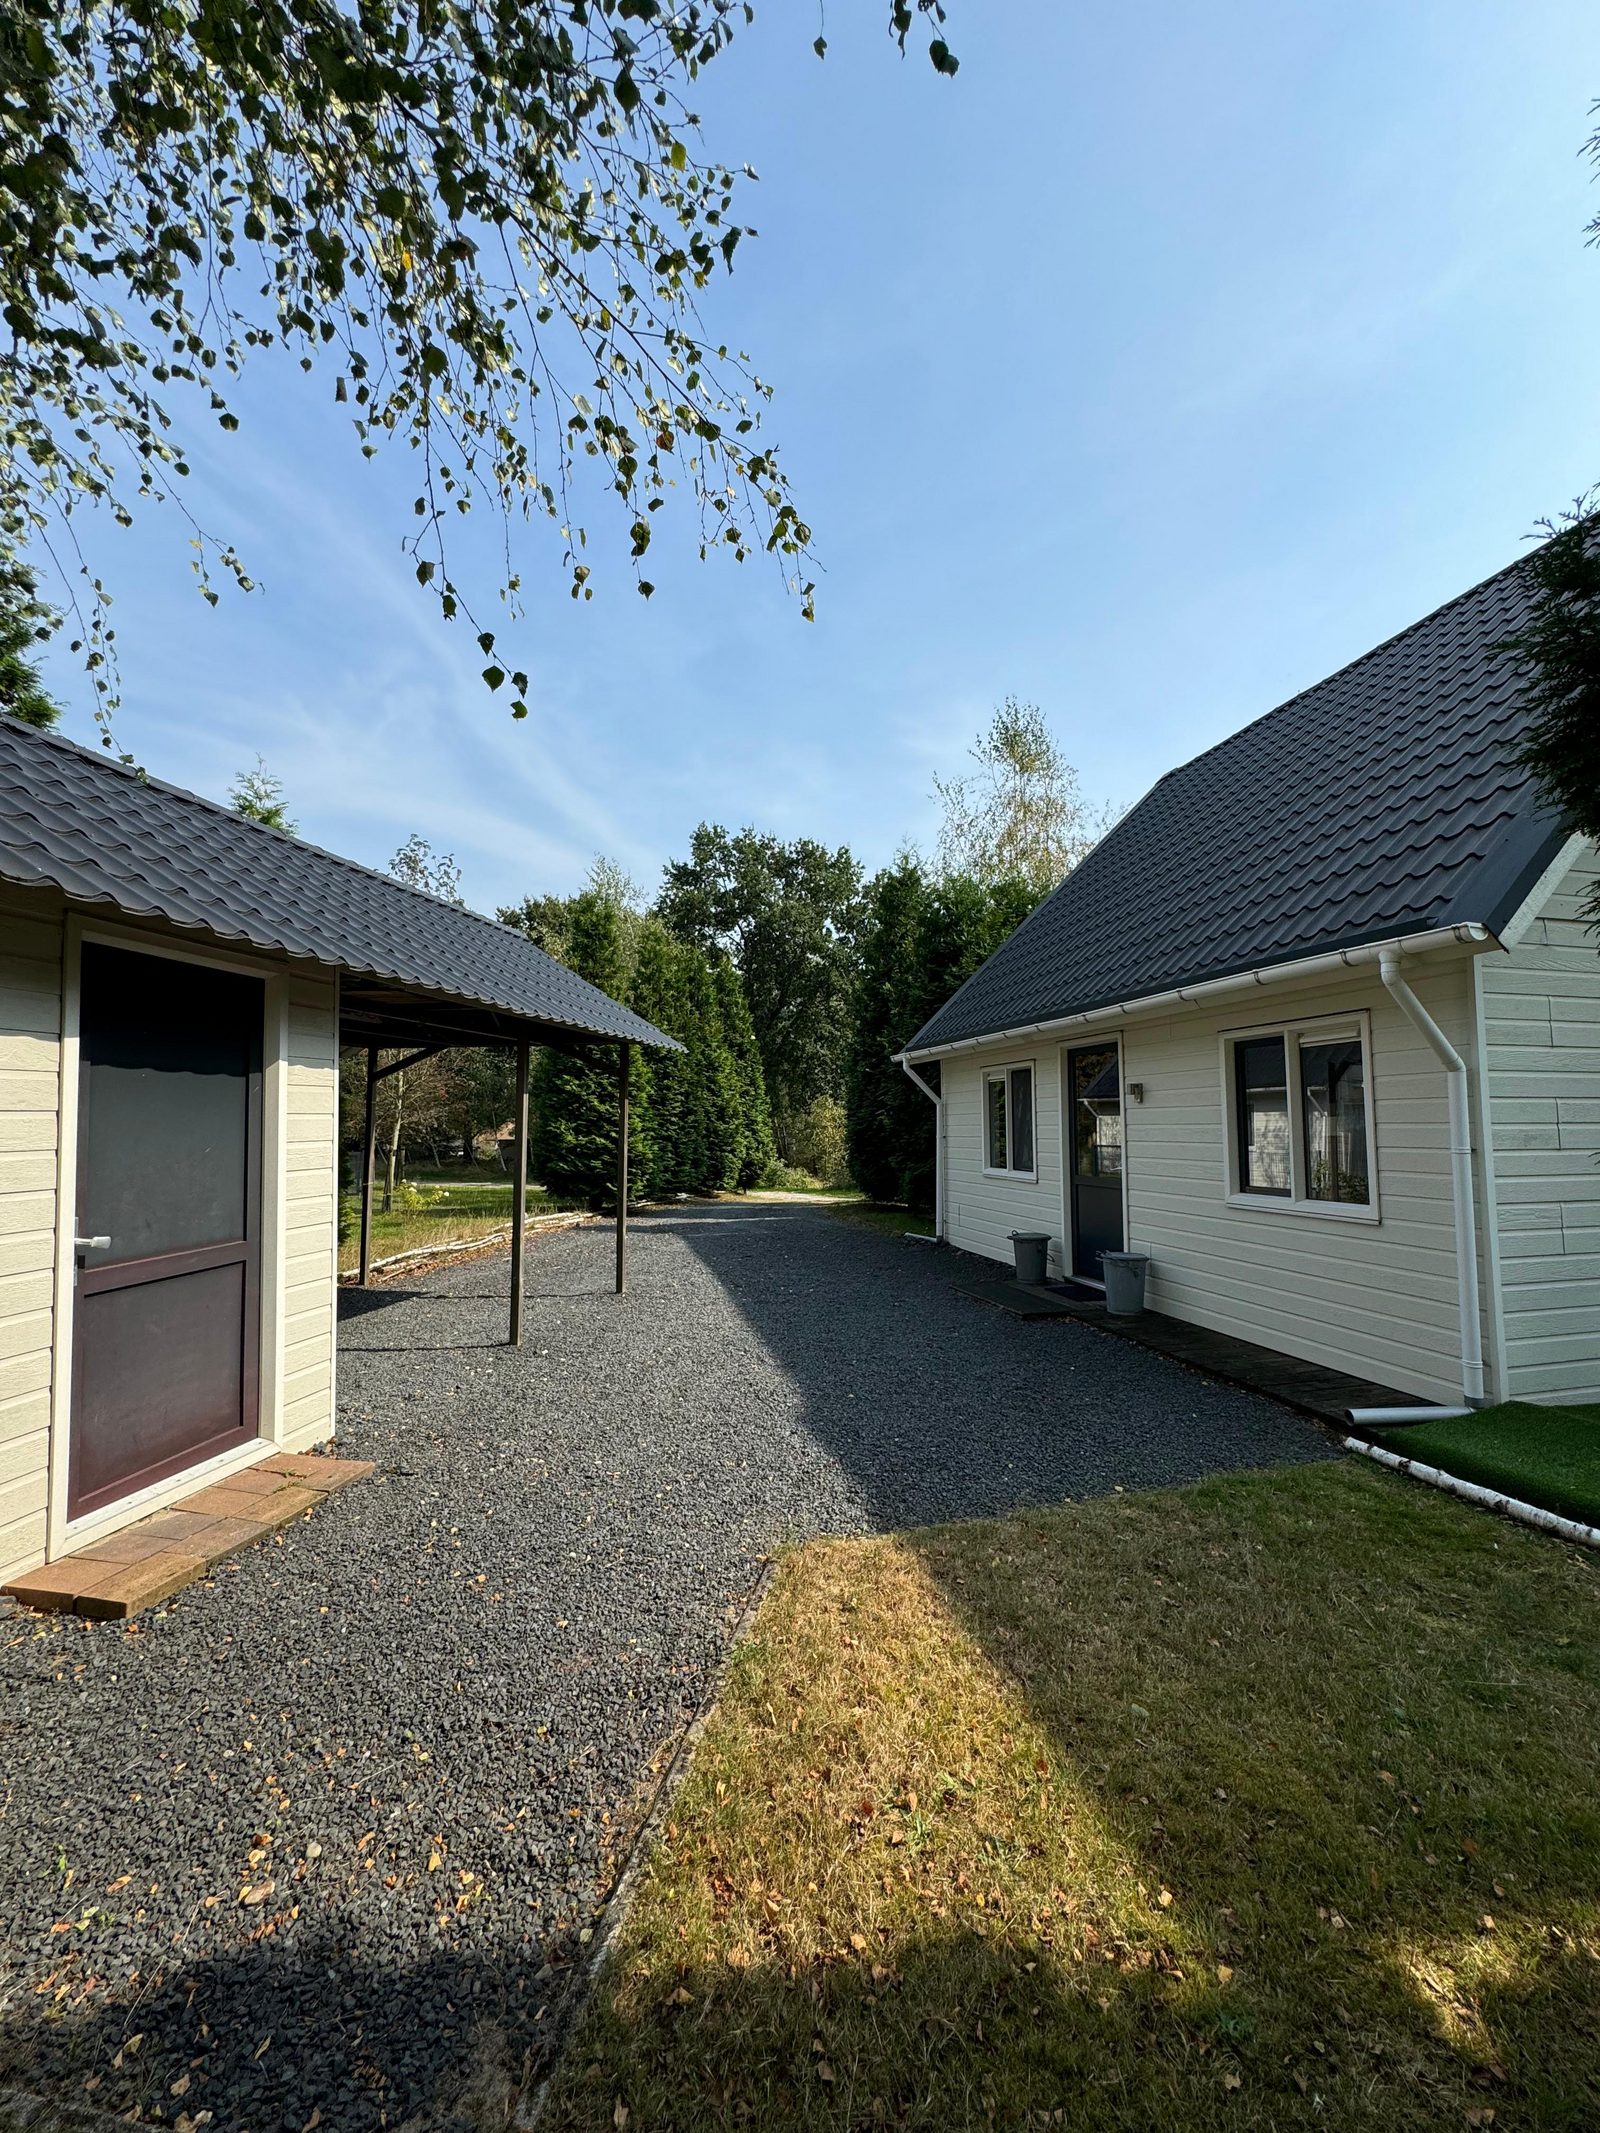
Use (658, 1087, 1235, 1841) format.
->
(894, 922, 1491, 1065)
(899, 1058, 946, 1240)
(1377, 947, 1486, 1407)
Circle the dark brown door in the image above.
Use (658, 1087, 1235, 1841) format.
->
(1067, 1043, 1124, 1280)
(69, 944, 264, 1518)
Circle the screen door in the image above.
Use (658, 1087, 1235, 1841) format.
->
(69, 943, 263, 1518)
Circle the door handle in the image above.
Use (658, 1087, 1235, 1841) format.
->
(75, 1236, 111, 1251)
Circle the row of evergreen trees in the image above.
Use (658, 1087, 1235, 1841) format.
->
(525, 884, 776, 1208)
(845, 856, 1036, 1209)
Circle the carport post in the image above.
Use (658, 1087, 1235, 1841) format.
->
(615, 1041, 630, 1296)
(509, 1036, 531, 1346)
(358, 1043, 378, 1286)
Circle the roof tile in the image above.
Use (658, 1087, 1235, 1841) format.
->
(907, 557, 1565, 1053)
(0, 719, 675, 1049)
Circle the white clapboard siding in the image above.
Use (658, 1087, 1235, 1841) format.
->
(942, 953, 1486, 1404)
(280, 977, 339, 1452)
(1483, 844, 1600, 1402)
(942, 1047, 1068, 1274)
(0, 885, 61, 1582)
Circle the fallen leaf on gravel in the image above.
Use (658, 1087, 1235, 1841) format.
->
(428, 1850, 442, 1872)
(239, 1882, 273, 1907)
(169, 2073, 190, 2097)
(254, 2037, 272, 2060)
(300, 2111, 321, 2132)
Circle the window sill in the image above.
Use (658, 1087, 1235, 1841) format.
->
(983, 1167, 1040, 1184)
(1224, 1192, 1379, 1225)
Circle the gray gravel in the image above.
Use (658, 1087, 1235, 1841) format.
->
(0, 1201, 1330, 2130)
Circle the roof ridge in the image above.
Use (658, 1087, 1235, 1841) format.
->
(0, 712, 537, 946)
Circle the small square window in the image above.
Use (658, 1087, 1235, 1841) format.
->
(1225, 1017, 1375, 1215)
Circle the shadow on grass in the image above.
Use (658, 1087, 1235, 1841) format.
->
(539, 1459, 1600, 2130)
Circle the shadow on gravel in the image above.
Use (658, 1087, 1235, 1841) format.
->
(336, 1286, 430, 1321)
(659, 1202, 1330, 1533)
(0, 1931, 576, 2132)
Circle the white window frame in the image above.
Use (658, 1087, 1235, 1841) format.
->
(982, 1060, 1038, 1181)
(1219, 1009, 1380, 1223)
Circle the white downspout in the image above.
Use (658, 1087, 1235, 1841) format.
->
(900, 1059, 946, 1241)
(1378, 949, 1485, 1405)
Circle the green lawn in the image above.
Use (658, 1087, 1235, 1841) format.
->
(1373, 1403, 1600, 1526)
(541, 1460, 1600, 2133)
(823, 1199, 935, 1239)
(336, 1180, 568, 1272)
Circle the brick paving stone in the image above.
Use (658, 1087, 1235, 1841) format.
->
(75, 1552, 207, 1621)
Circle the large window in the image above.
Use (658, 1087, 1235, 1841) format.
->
(984, 1063, 1036, 1177)
(1225, 1016, 1375, 1215)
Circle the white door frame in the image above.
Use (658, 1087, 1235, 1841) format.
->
(1058, 1031, 1130, 1288)
(46, 916, 291, 1560)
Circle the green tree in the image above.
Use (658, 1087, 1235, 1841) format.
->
(846, 852, 934, 1203)
(657, 823, 862, 1154)
(845, 859, 1035, 1210)
(0, 560, 62, 728)
(713, 954, 777, 1188)
(229, 756, 296, 831)
(934, 697, 1112, 900)
(530, 889, 649, 1208)
(390, 834, 465, 904)
(1502, 504, 1600, 925)
(4, 0, 956, 726)
(630, 917, 692, 1197)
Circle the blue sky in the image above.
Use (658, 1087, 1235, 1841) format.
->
(40, 0, 1600, 916)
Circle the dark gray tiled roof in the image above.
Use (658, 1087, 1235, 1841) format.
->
(907, 557, 1566, 1054)
(0, 718, 676, 1048)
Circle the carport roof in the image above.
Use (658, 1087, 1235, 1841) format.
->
(0, 716, 677, 1053)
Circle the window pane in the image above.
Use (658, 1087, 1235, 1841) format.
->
(986, 1076, 1008, 1169)
(1236, 1036, 1290, 1193)
(1301, 1038, 1370, 1203)
(1073, 1046, 1122, 1179)
(1009, 1067, 1035, 1172)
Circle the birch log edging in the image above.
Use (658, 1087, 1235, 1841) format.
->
(1343, 1435, 1600, 1550)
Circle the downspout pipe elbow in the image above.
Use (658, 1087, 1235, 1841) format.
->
(899, 1057, 946, 1243)
(1378, 949, 1486, 1406)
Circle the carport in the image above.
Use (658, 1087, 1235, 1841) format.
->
(0, 713, 677, 1584)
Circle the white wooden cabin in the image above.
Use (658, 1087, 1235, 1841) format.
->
(899, 562, 1598, 1409)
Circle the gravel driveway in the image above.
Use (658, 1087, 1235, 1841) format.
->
(0, 1202, 1329, 2130)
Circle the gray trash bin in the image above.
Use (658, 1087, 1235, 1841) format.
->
(1008, 1230, 1051, 1285)
(1102, 1250, 1150, 1317)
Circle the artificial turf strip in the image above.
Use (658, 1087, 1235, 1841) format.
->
(542, 1461, 1600, 2133)
(1372, 1402, 1600, 1528)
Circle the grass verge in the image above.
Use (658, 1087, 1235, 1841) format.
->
(1371, 1403, 1600, 1527)
(335, 1182, 565, 1273)
(541, 1460, 1600, 2132)
(823, 1200, 935, 1240)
